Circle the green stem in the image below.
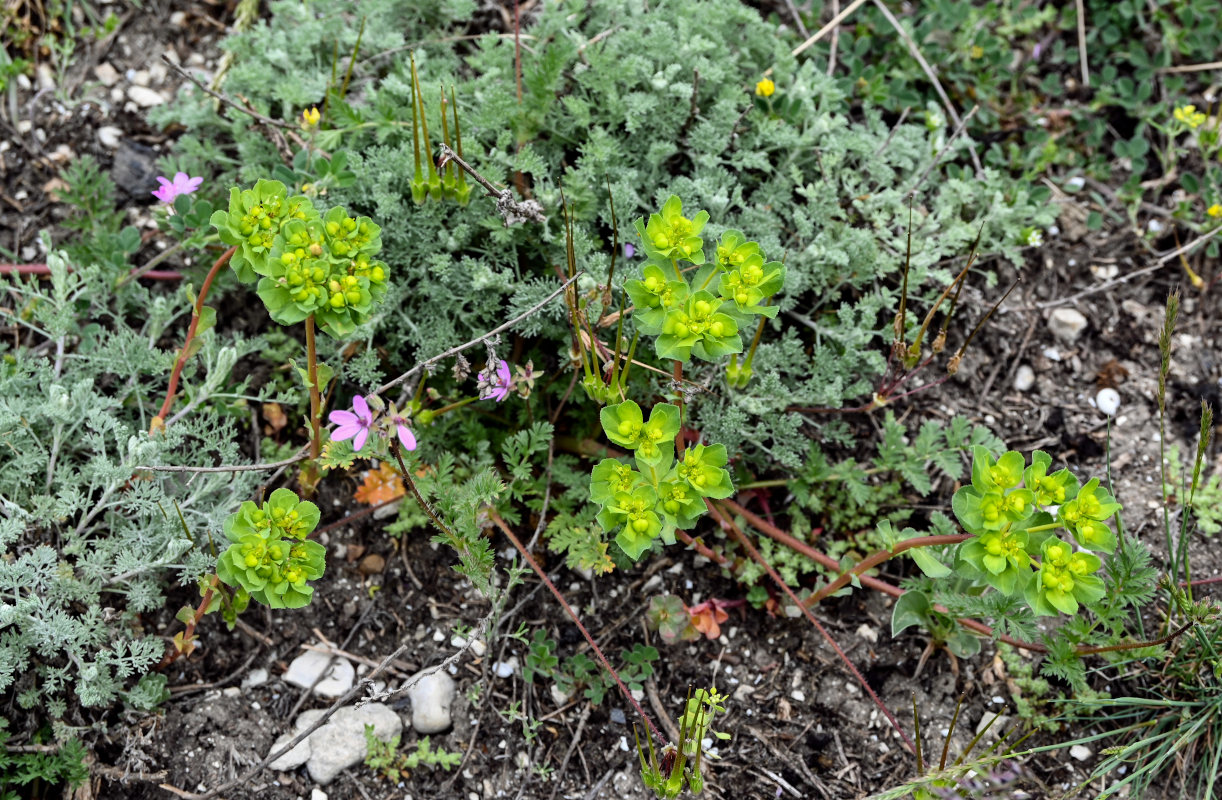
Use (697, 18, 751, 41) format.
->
(305, 315, 322, 460)
(432, 396, 478, 417)
(1024, 522, 1061, 533)
(741, 316, 767, 372)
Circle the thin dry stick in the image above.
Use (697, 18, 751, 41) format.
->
(790, 0, 869, 59)
(162, 56, 294, 131)
(134, 446, 309, 474)
(1035, 224, 1222, 310)
(375, 272, 580, 399)
(1074, 0, 1090, 87)
(871, 0, 982, 172)
(907, 105, 980, 196)
(826, 0, 841, 76)
(1159, 60, 1222, 74)
(784, 0, 809, 38)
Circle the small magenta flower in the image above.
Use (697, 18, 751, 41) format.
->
(479, 360, 512, 402)
(151, 172, 203, 203)
(329, 395, 374, 451)
(384, 403, 417, 451)
(623, 243, 636, 259)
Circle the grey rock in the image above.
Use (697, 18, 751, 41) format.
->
(406, 670, 456, 734)
(110, 140, 159, 197)
(1048, 308, 1088, 342)
(283, 651, 355, 697)
(241, 667, 269, 689)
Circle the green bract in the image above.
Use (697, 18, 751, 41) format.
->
(211, 179, 318, 283)
(657, 292, 742, 363)
(624, 263, 689, 336)
(950, 447, 1122, 618)
(216, 489, 327, 609)
(717, 254, 785, 320)
(637, 195, 709, 263)
(1059, 477, 1122, 554)
(590, 401, 735, 560)
(1026, 537, 1105, 616)
(713, 230, 761, 271)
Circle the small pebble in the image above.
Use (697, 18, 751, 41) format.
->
(1048, 308, 1088, 343)
(127, 86, 166, 107)
(241, 667, 269, 689)
(94, 63, 120, 86)
(358, 553, 384, 575)
(1095, 388, 1121, 416)
(609, 708, 626, 725)
(1070, 744, 1092, 761)
(97, 126, 123, 149)
(1013, 364, 1035, 392)
(493, 658, 518, 678)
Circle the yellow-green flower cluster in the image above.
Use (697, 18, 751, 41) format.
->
(216, 489, 327, 609)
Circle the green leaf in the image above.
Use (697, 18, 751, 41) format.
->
(909, 547, 952, 578)
(891, 590, 930, 636)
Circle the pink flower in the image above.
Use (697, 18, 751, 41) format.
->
(329, 395, 374, 452)
(386, 406, 417, 451)
(151, 172, 203, 203)
(479, 360, 513, 403)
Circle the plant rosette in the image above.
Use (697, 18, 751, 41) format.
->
(215, 488, 327, 609)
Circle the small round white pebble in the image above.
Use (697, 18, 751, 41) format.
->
(1096, 388, 1121, 416)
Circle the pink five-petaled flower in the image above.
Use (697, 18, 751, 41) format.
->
(329, 395, 374, 452)
(151, 172, 203, 204)
(479, 359, 513, 403)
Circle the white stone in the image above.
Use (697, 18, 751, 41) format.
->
(283, 651, 355, 697)
(221, 687, 241, 698)
(311, 790, 328, 800)
(1095, 388, 1121, 416)
(129, 69, 151, 87)
(1048, 308, 1088, 342)
(36, 63, 56, 91)
(97, 126, 123, 149)
(1070, 744, 1092, 761)
(127, 86, 166, 107)
(855, 624, 878, 643)
(93, 63, 120, 86)
(241, 668, 269, 689)
(405, 670, 456, 733)
(1013, 364, 1036, 392)
(470, 639, 487, 657)
(267, 703, 402, 784)
(975, 711, 1010, 736)
(306, 704, 402, 784)
(493, 658, 518, 678)
(549, 684, 572, 707)
(169, 11, 186, 25)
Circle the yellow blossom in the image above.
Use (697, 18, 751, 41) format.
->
(1208, 204, 1222, 218)
(754, 78, 775, 98)
(1174, 104, 1206, 128)
(970, 45, 984, 59)
(302, 106, 321, 127)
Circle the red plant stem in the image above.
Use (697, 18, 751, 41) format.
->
(157, 579, 217, 669)
(807, 534, 972, 605)
(706, 500, 917, 755)
(488, 509, 666, 744)
(305, 314, 322, 460)
(1, 263, 185, 281)
(151, 246, 236, 431)
(720, 499, 1196, 656)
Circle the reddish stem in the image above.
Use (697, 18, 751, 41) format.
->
(151, 246, 236, 432)
(1, 263, 185, 280)
(706, 500, 917, 755)
(808, 534, 972, 605)
(488, 509, 666, 744)
(157, 579, 217, 670)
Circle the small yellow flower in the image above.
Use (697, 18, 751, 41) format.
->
(302, 106, 321, 127)
(1174, 104, 1206, 128)
(970, 45, 984, 59)
(754, 78, 775, 98)
(1209, 204, 1222, 218)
